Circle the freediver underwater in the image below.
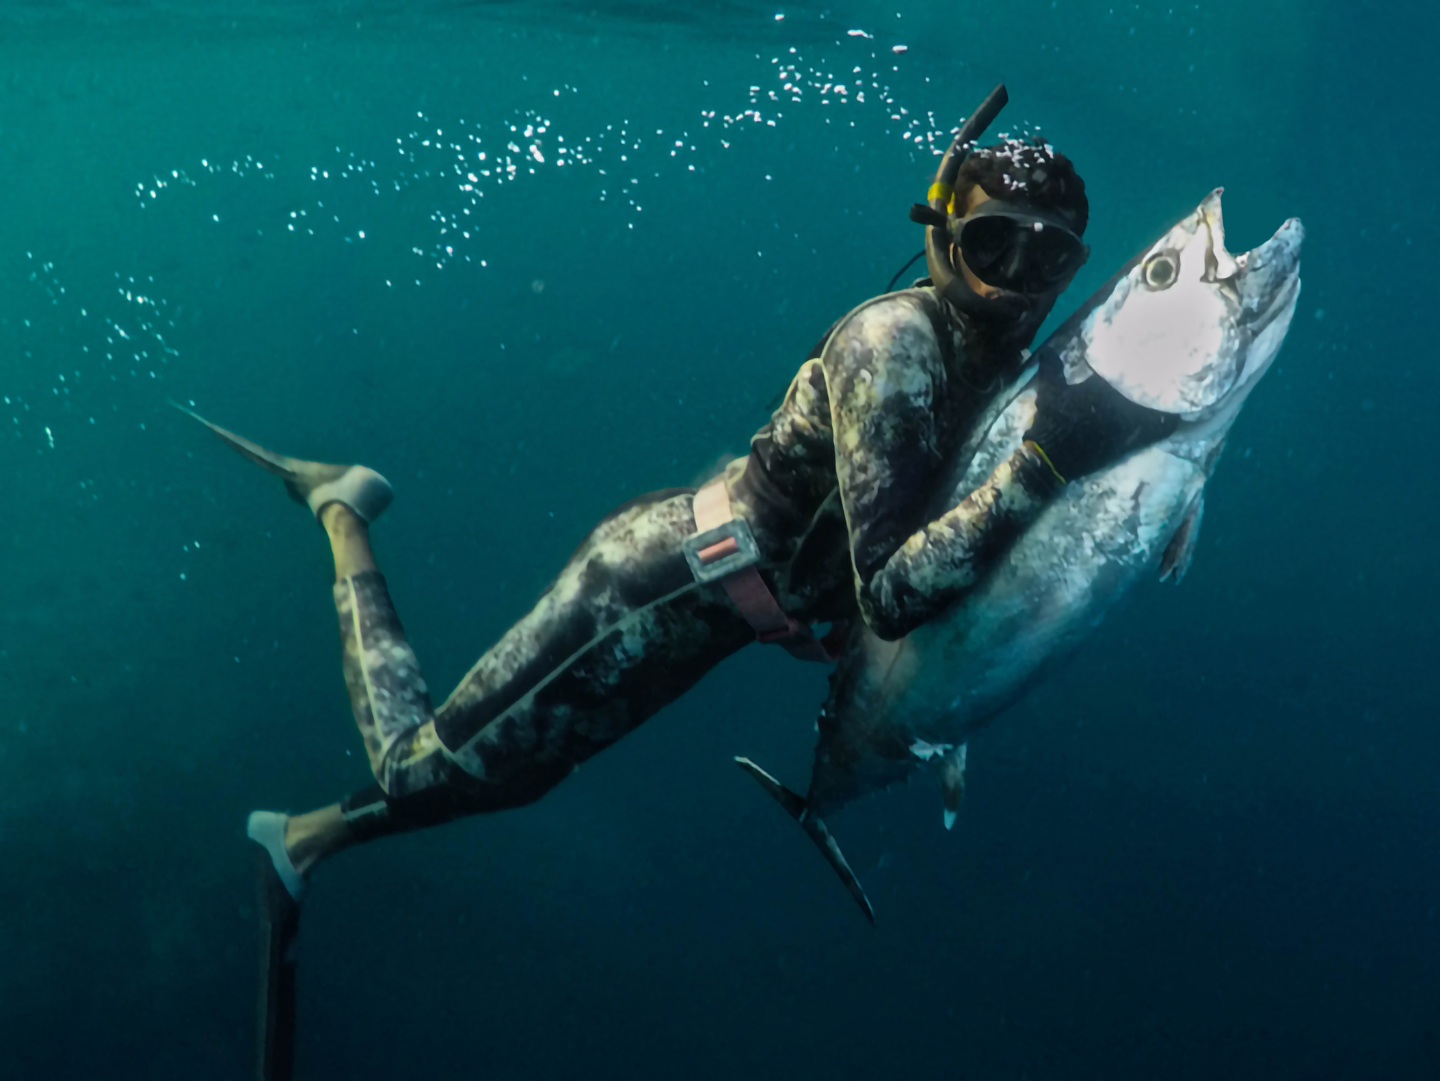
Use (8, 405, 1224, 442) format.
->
(739, 187, 1304, 920)
(174, 85, 1302, 1077)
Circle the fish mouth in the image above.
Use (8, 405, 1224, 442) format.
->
(1177, 202, 1302, 418)
(1200, 187, 1304, 335)
(1234, 216, 1305, 332)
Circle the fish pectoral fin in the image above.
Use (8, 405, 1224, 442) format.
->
(799, 809, 876, 926)
(734, 757, 876, 925)
(936, 744, 968, 830)
(1159, 488, 1206, 584)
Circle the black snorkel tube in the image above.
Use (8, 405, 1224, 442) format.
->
(909, 83, 1036, 325)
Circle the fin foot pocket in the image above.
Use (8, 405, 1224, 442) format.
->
(247, 811, 307, 902)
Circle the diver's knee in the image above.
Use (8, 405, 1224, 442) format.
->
(375, 732, 449, 799)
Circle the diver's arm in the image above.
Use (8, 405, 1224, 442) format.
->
(821, 291, 1043, 640)
(821, 292, 955, 597)
(850, 354, 1181, 640)
(821, 293, 1150, 641)
(855, 441, 1063, 639)
(819, 294, 1074, 641)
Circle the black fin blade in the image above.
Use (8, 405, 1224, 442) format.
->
(734, 757, 876, 925)
(169, 400, 303, 480)
(256, 851, 302, 1081)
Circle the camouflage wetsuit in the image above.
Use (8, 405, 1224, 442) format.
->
(336, 287, 1091, 839)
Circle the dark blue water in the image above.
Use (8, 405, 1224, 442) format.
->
(2, 2, 1435, 1078)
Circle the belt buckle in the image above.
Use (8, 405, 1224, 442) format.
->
(683, 517, 761, 584)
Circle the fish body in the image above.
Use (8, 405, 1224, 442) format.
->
(808, 388, 1206, 815)
(740, 191, 1303, 919)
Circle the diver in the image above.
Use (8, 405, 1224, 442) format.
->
(183, 85, 1170, 1076)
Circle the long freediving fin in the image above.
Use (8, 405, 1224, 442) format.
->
(255, 851, 302, 1081)
(171, 401, 393, 522)
(734, 757, 875, 925)
(170, 401, 308, 481)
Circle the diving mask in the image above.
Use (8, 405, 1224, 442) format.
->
(952, 203, 1086, 295)
(911, 84, 1084, 326)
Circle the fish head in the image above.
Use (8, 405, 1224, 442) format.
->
(1075, 189, 1303, 418)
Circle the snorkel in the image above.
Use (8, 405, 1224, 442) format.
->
(911, 84, 1050, 327)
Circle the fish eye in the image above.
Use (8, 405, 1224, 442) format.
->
(1143, 253, 1178, 289)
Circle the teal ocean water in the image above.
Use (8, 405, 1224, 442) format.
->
(2, 2, 1434, 1077)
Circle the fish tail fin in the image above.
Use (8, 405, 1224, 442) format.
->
(734, 755, 807, 818)
(734, 757, 876, 925)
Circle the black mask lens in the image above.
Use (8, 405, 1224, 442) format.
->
(958, 215, 1013, 274)
(1031, 227, 1084, 285)
(959, 214, 1083, 293)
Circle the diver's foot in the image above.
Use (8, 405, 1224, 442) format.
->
(173, 403, 394, 523)
(280, 804, 353, 876)
(247, 811, 308, 903)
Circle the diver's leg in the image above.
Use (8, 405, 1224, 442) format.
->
(321, 502, 376, 580)
(278, 804, 350, 876)
(244, 545, 449, 888)
(433, 488, 754, 787)
(270, 792, 469, 879)
(256, 504, 450, 877)
(265, 487, 754, 876)
(325, 509, 444, 796)
(306, 488, 759, 847)
(179, 410, 448, 870)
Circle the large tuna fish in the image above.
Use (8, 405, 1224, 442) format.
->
(738, 190, 1304, 921)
